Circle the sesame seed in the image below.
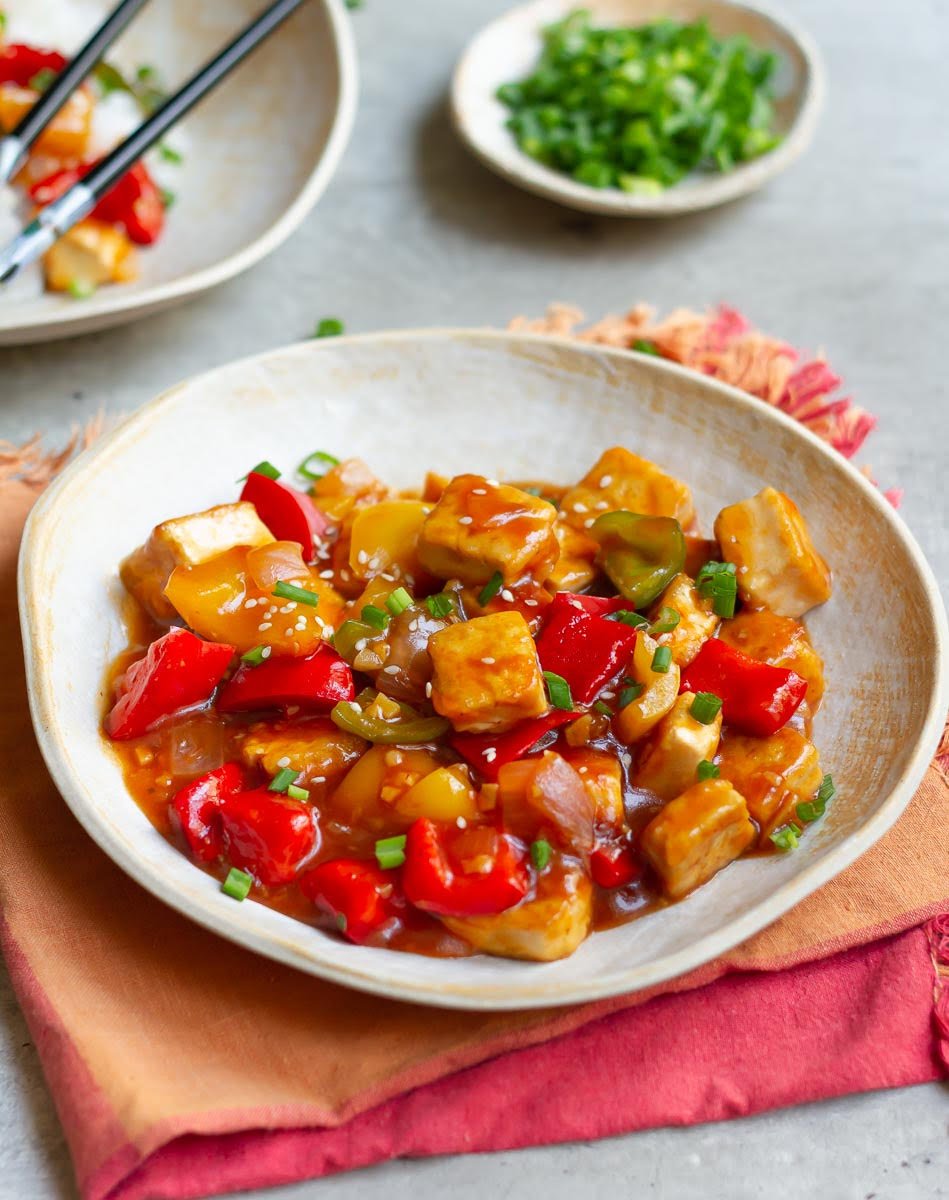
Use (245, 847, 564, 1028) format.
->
(322, 626, 334, 640)
(355, 638, 368, 652)
(258, 622, 273, 631)
(573, 502, 588, 513)
(599, 475, 613, 488)
(486, 479, 499, 487)
(471, 487, 487, 495)
(244, 598, 258, 609)
(584, 517, 595, 529)
(458, 516, 473, 525)
(524, 599, 539, 607)
(319, 568, 334, 579)
(500, 589, 514, 602)
(425, 681, 433, 698)
(600, 690, 615, 700)
(380, 572, 396, 582)
(456, 816, 467, 829)
(482, 747, 497, 762)
(408, 618, 419, 632)
(276, 756, 291, 768)
(595, 500, 609, 509)
(357, 549, 369, 565)
(350, 702, 362, 714)
(383, 665, 400, 675)
(285, 627, 295, 636)
(481, 656, 496, 665)
(312, 775, 326, 784)
(261, 646, 272, 659)
(578, 766, 588, 774)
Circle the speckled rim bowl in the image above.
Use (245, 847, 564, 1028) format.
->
(18, 330, 948, 1010)
(451, 0, 824, 217)
(0, 0, 357, 346)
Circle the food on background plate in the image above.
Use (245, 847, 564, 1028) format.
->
(104, 445, 836, 962)
(497, 11, 783, 195)
(0, 2, 182, 297)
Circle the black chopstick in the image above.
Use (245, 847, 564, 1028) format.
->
(0, 0, 152, 185)
(0, 0, 309, 285)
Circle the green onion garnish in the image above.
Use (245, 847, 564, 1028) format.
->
(361, 604, 390, 631)
(696, 560, 739, 619)
(425, 593, 455, 619)
(314, 317, 344, 338)
(610, 610, 650, 630)
(593, 700, 613, 716)
(240, 645, 272, 667)
(531, 839, 552, 870)
(618, 683, 645, 708)
(651, 646, 672, 673)
(543, 670, 573, 711)
(268, 767, 298, 793)
(689, 692, 723, 725)
(375, 834, 407, 870)
(297, 450, 340, 480)
(273, 581, 319, 606)
(158, 142, 183, 164)
(697, 759, 720, 781)
(648, 606, 681, 635)
(336, 912, 347, 931)
(797, 773, 836, 824)
(478, 571, 504, 606)
(770, 823, 802, 852)
(632, 339, 660, 356)
(221, 867, 253, 901)
(160, 187, 176, 209)
(287, 783, 309, 802)
(67, 278, 96, 300)
(29, 68, 57, 92)
(386, 587, 413, 616)
(239, 460, 281, 482)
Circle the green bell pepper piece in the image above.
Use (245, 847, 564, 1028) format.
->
(590, 510, 685, 608)
(330, 697, 451, 745)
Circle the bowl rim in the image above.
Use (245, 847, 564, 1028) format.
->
(0, 0, 359, 343)
(450, 0, 826, 217)
(18, 327, 949, 1010)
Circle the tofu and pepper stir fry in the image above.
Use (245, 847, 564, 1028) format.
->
(105, 447, 836, 962)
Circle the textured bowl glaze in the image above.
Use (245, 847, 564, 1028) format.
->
(452, 0, 823, 216)
(0, 0, 357, 345)
(18, 330, 948, 1010)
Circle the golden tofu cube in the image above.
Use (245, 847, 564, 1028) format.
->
(651, 573, 718, 667)
(417, 474, 559, 586)
(717, 728, 823, 845)
(560, 446, 694, 533)
(546, 520, 598, 592)
(442, 865, 592, 961)
(429, 611, 548, 733)
(615, 632, 681, 744)
(562, 747, 625, 829)
(44, 219, 137, 293)
(633, 693, 722, 801)
(120, 501, 275, 621)
(717, 609, 825, 714)
(714, 488, 832, 618)
(241, 719, 367, 792)
(641, 778, 756, 899)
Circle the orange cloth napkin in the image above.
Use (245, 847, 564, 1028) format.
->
(2, 456, 947, 1199)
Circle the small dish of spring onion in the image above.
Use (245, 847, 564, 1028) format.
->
(451, 0, 824, 217)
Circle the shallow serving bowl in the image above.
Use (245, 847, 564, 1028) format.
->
(19, 330, 947, 1010)
(0, 0, 356, 346)
(452, 0, 823, 217)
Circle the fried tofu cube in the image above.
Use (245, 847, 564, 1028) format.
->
(417, 474, 559, 586)
(442, 865, 592, 961)
(241, 718, 367, 793)
(561, 746, 625, 828)
(640, 778, 756, 899)
(44, 219, 137, 293)
(714, 488, 832, 618)
(429, 611, 548, 733)
(546, 520, 598, 592)
(560, 447, 694, 533)
(716, 728, 823, 845)
(651, 573, 718, 667)
(718, 609, 825, 713)
(633, 693, 722, 801)
(120, 501, 275, 621)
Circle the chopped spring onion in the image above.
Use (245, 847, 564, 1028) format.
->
(478, 571, 504, 606)
(239, 460, 281, 482)
(797, 773, 836, 824)
(336, 912, 348, 931)
(689, 691, 723, 724)
(593, 700, 613, 716)
(632, 339, 660, 356)
(221, 867, 253, 901)
(618, 682, 645, 708)
(297, 449, 340, 480)
(314, 317, 344, 338)
(287, 783, 309, 802)
(158, 142, 183, 164)
(531, 839, 552, 870)
(770, 823, 802, 852)
(648, 606, 681, 635)
(361, 604, 390, 631)
(651, 645, 672, 673)
(160, 188, 176, 209)
(29, 68, 57, 92)
(67, 278, 96, 300)
(268, 767, 298, 794)
(696, 560, 738, 618)
(240, 644, 272, 667)
(426, 593, 455, 619)
(543, 670, 574, 711)
(273, 581, 319, 606)
(386, 587, 414, 616)
(610, 610, 649, 630)
(375, 834, 407, 870)
(697, 759, 720, 781)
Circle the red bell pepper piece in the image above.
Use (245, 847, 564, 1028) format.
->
(555, 593, 627, 618)
(680, 638, 807, 737)
(29, 161, 165, 244)
(216, 646, 354, 713)
(239, 471, 327, 561)
(218, 788, 315, 888)
(0, 44, 66, 88)
(106, 628, 234, 740)
(300, 859, 404, 944)
(170, 762, 247, 862)
(590, 839, 641, 888)
(536, 592, 637, 706)
(450, 710, 576, 783)
(402, 818, 530, 918)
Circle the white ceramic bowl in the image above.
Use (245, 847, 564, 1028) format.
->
(0, 0, 357, 346)
(452, 0, 823, 217)
(18, 330, 948, 1010)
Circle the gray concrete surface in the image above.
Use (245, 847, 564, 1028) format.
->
(2, 0, 947, 1196)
